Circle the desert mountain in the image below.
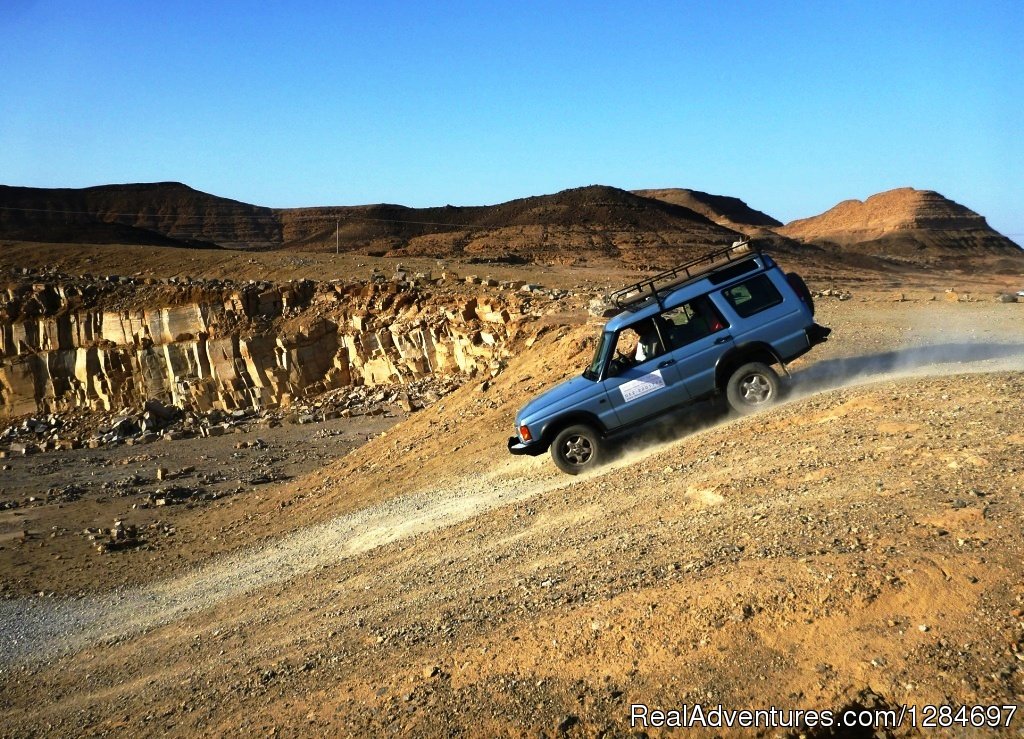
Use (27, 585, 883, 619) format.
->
(633, 188, 782, 231)
(778, 188, 1021, 257)
(1, 183, 743, 268)
(276, 185, 743, 266)
(3, 182, 1019, 268)
(0, 182, 279, 249)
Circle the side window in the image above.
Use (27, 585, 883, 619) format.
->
(659, 296, 728, 350)
(721, 274, 783, 318)
(606, 319, 665, 377)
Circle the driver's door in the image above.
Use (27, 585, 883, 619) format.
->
(603, 323, 687, 426)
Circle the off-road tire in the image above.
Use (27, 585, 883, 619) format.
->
(786, 272, 815, 316)
(550, 424, 602, 475)
(726, 362, 780, 415)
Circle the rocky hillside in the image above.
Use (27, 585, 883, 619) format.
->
(5, 182, 1021, 268)
(0, 183, 279, 249)
(778, 188, 1022, 258)
(1, 183, 744, 266)
(633, 188, 782, 231)
(277, 185, 744, 267)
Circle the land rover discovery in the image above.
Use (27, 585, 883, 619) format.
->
(507, 242, 830, 474)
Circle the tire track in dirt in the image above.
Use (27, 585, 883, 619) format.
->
(1, 343, 1022, 666)
(0, 458, 568, 665)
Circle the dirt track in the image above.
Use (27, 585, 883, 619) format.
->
(2, 292, 1024, 736)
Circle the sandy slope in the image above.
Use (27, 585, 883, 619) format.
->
(2, 295, 1024, 737)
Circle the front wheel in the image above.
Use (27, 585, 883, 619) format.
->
(550, 424, 602, 475)
(726, 362, 780, 414)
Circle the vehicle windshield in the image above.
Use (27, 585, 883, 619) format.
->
(583, 331, 613, 380)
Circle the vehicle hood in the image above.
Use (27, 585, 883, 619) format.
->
(517, 375, 597, 424)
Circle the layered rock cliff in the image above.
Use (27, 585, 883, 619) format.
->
(0, 272, 519, 418)
(778, 188, 1021, 255)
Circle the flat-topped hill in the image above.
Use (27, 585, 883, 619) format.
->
(778, 188, 1021, 256)
(0, 182, 278, 249)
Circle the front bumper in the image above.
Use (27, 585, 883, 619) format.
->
(508, 436, 547, 456)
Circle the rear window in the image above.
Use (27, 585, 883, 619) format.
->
(721, 274, 783, 318)
(708, 259, 758, 285)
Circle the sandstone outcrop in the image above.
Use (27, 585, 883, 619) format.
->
(0, 272, 518, 418)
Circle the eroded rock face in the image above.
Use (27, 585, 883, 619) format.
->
(778, 188, 1020, 250)
(0, 276, 517, 417)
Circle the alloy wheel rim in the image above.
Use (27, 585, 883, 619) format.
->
(564, 435, 593, 465)
(740, 374, 772, 403)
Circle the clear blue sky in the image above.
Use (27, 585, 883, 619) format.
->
(2, 1, 1021, 236)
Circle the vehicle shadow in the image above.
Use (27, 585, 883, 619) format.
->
(602, 341, 1024, 465)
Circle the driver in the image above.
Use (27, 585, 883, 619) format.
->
(635, 318, 663, 362)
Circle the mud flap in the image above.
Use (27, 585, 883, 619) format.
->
(807, 323, 832, 346)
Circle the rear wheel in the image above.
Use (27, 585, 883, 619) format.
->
(726, 362, 780, 414)
(550, 424, 602, 475)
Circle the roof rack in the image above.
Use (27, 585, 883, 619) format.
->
(610, 241, 761, 310)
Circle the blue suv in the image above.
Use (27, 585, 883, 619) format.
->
(508, 242, 830, 474)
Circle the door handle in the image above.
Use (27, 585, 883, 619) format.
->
(714, 335, 733, 345)
(658, 359, 676, 368)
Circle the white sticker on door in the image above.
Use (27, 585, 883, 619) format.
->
(620, 370, 666, 403)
